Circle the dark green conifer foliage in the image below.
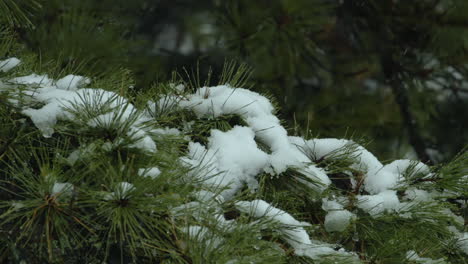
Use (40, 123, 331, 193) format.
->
(14, 0, 468, 162)
(0, 1, 467, 263)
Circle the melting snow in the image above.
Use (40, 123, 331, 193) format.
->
(236, 199, 357, 260)
(0, 57, 20, 72)
(322, 199, 355, 232)
(3, 60, 464, 261)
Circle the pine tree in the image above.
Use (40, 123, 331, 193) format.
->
(211, 0, 468, 163)
(1, 1, 467, 263)
(16, 0, 468, 163)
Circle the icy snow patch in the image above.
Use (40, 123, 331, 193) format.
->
(55, 74, 90, 91)
(298, 138, 386, 193)
(235, 200, 357, 260)
(365, 159, 431, 194)
(181, 125, 279, 200)
(104, 182, 135, 200)
(247, 115, 308, 174)
(51, 182, 73, 200)
(296, 165, 331, 192)
(22, 103, 62, 138)
(383, 160, 430, 176)
(302, 138, 350, 160)
(207, 126, 269, 199)
(404, 188, 434, 202)
(11, 74, 53, 87)
(21, 88, 127, 137)
(179, 85, 274, 119)
(447, 226, 468, 255)
(180, 85, 333, 177)
(406, 250, 447, 264)
(127, 127, 157, 153)
(322, 199, 354, 232)
(138, 167, 161, 179)
(185, 225, 223, 248)
(150, 127, 181, 136)
(324, 211, 354, 232)
(11, 77, 157, 152)
(192, 190, 224, 204)
(0, 57, 20, 72)
(457, 232, 468, 255)
(297, 138, 429, 194)
(308, 138, 383, 176)
(357, 190, 401, 217)
(236, 199, 312, 247)
(180, 142, 220, 179)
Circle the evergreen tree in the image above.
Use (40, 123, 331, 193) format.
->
(14, 0, 468, 163)
(1, 1, 467, 263)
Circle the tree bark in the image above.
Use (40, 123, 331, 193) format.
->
(390, 82, 433, 164)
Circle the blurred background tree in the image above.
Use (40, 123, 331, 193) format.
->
(9, 0, 468, 163)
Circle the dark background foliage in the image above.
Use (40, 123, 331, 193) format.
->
(11, 0, 468, 163)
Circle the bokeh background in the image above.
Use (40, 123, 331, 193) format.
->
(8, 0, 468, 163)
